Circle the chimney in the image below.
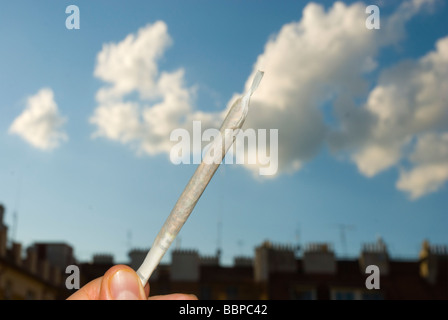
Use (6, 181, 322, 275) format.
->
(0, 226, 7, 258)
(234, 256, 253, 267)
(50, 265, 62, 286)
(200, 255, 220, 266)
(39, 260, 50, 281)
(128, 248, 148, 271)
(0, 205, 7, 257)
(303, 243, 337, 274)
(359, 237, 389, 276)
(419, 240, 448, 285)
(92, 253, 114, 264)
(0, 204, 5, 226)
(12, 242, 22, 266)
(26, 247, 38, 274)
(254, 241, 297, 282)
(171, 249, 199, 282)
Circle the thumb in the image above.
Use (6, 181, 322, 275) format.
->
(100, 265, 147, 300)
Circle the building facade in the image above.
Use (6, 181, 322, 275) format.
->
(1, 202, 447, 300)
(0, 205, 71, 300)
(78, 238, 448, 300)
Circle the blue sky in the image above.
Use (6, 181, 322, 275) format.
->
(0, 0, 447, 265)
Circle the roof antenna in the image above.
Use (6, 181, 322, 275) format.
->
(295, 223, 301, 254)
(334, 223, 355, 257)
(126, 229, 133, 252)
(11, 172, 22, 245)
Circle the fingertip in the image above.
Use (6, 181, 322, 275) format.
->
(149, 293, 198, 300)
(100, 265, 147, 300)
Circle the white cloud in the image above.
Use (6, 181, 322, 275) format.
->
(89, 1, 447, 199)
(237, 0, 435, 177)
(9, 88, 67, 150)
(94, 21, 172, 102)
(396, 133, 448, 199)
(239, 1, 379, 176)
(334, 36, 448, 198)
(90, 21, 221, 156)
(234, 0, 447, 197)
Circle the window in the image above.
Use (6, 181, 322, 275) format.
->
(334, 291, 355, 300)
(290, 287, 316, 300)
(331, 288, 359, 300)
(331, 288, 380, 300)
(361, 292, 384, 300)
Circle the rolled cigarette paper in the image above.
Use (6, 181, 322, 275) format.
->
(137, 71, 264, 285)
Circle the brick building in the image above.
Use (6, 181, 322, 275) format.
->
(1, 201, 446, 300)
(78, 238, 448, 300)
(267, 239, 448, 299)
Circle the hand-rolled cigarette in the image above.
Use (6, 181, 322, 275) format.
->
(137, 71, 264, 285)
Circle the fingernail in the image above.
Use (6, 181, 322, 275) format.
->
(109, 270, 142, 300)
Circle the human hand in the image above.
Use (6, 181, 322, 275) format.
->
(67, 264, 198, 300)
